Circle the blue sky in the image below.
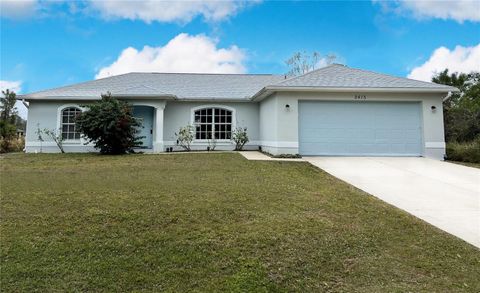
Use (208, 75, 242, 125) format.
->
(1, 0, 479, 117)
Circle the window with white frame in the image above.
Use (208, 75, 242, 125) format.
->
(194, 108, 232, 140)
(61, 107, 82, 140)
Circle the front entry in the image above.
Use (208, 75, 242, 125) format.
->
(132, 106, 154, 149)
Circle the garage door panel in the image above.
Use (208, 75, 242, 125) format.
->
(405, 143, 422, 153)
(405, 129, 421, 140)
(299, 101, 423, 156)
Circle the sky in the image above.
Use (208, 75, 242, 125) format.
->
(1, 0, 479, 118)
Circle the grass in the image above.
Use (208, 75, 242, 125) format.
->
(1, 153, 479, 292)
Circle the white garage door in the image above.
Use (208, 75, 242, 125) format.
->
(299, 101, 423, 156)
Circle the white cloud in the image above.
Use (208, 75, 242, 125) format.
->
(374, 0, 480, 23)
(0, 0, 37, 19)
(402, 0, 480, 23)
(1, 0, 259, 23)
(88, 0, 258, 23)
(0, 80, 22, 93)
(96, 33, 246, 79)
(408, 44, 480, 81)
(0, 80, 28, 119)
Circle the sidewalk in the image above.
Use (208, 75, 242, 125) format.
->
(239, 151, 304, 162)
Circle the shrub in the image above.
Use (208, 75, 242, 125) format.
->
(446, 138, 480, 163)
(76, 93, 142, 154)
(42, 128, 65, 153)
(0, 120, 16, 139)
(273, 153, 302, 159)
(207, 135, 217, 151)
(232, 127, 249, 151)
(0, 137, 24, 153)
(175, 125, 195, 151)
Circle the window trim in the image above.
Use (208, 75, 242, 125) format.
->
(190, 105, 236, 142)
(57, 104, 84, 144)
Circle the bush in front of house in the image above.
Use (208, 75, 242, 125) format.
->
(175, 125, 195, 151)
(446, 138, 480, 163)
(75, 93, 143, 154)
(41, 128, 65, 153)
(232, 127, 249, 151)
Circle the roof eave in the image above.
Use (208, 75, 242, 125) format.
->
(177, 97, 251, 102)
(17, 94, 178, 101)
(251, 86, 459, 101)
(111, 94, 177, 100)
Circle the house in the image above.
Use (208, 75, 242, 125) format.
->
(19, 64, 457, 159)
(16, 129, 25, 138)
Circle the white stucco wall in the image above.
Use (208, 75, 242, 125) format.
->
(24, 99, 260, 153)
(258, 94, 280, 154)
(163, 101, 260, 151)
(25, 92, 447, 159)
(258, 91, 447, 159)
(25, 100, 96, 153)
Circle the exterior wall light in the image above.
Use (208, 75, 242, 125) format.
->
(285, 104, 290, 110)
(431, 105, 437, 112)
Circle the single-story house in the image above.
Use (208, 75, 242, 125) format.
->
(19, 64, 457, 159)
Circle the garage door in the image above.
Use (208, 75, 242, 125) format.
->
(299, 101, 422, 156)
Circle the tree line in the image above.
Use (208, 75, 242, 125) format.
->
(0, 90, 26, 153)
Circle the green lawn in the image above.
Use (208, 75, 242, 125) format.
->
(1, 153, 479, 292)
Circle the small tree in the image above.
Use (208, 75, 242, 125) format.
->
(42, 128, 65, 153)
(0, 121, 16, 153)
(207, 134, 217, 151)
(175, 125, 194, 151)
(36, 124, 44, 153)
(75, 93, 142, 154)
(0, 90, 18, 153)
(285, 51, 337, 77)
(1, 89, 18, 124)
(231, 127, 249, 151)
(0, 89, 18, 153)
(0, 120, 16, 139)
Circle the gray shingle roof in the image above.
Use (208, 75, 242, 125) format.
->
(274, 64, 456, 90)
(20, 65, 456, 101)
(21, 72, 285, 100)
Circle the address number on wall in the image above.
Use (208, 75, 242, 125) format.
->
(354, 95, 367, 100)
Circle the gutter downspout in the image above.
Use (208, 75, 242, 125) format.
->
(443, 91, 452, 102)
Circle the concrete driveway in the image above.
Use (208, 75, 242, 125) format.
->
(304, 157, 480, 248)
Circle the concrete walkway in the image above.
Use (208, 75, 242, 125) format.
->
(239, 151, 304, 162)
(304, 157, 480, 248)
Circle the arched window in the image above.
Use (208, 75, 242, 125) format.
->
(194, 107, 232, 140)
(61, 107, 81, 140)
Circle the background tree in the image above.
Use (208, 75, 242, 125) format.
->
(75, 93, 142, 154)
(1, 89, 18, 124)
(0, 89, 25, 132)
(1, 89, 18, 139)
(432, 69, 480, 142)
(0, 120, 16, 140)
(285, 51, 337, 77)
(0, 90, 21, 152)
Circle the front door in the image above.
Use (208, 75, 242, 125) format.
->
(132, 106, 154, 149)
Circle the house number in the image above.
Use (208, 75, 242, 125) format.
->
(354, 95, 367, 100)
